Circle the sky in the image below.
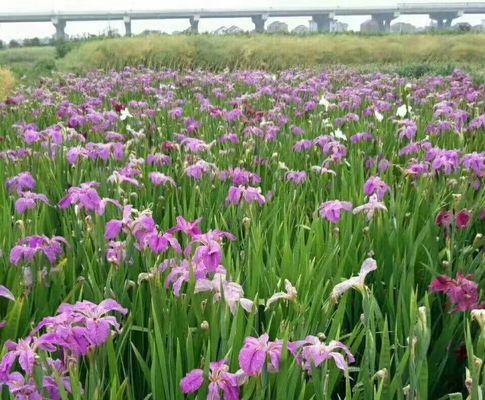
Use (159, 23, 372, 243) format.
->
(1, 0, 484, 41)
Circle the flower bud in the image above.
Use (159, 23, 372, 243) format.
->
(200, 321, 210, 331)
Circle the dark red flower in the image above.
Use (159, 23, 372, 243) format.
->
(456, 210, 472, 230)
(436, 211, 453, 228)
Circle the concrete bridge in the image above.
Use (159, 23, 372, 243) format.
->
(0, 3, 484, 39)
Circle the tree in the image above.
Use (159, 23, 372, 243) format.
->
(23, 37, 41, 47)
(8, 40, 21, 48)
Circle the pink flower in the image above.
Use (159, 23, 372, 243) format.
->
(352, 195, 388, 220)
(430, 274, 482, 312)
(319, 200, 353, 224)
(238, 334, 283, 376)
(180, 360, 244, 400)
(290, 336, 355, 372)
(331, 258, 377, 302)
(195, 273, 254, 315)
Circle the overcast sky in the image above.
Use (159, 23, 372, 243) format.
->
(1, 0, 484, 41)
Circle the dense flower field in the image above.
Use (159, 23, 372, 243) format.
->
(0, 67, 483, 399)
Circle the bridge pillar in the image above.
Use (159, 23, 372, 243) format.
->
(123, 16, 132, 37)
(371, 12, 398, 33)
(251, 15, 268, 33)
(51, 17, 67, 41)
(190, 16, 200, 34)
(312, 13, 335, 33)
(430, 12, 462, 30)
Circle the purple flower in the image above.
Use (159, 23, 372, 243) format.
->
(10, 236, 67, 266)
(397, 119, 418, 141)
(36, 299, 128, 356)
(319, 201, 353, 224)
(185, 160, 214, 181)
(106, 241, 127, 267)
(149, 172, 175, 187)
(6, 172, 36, 194)
(59, 182, 120, 216)
(226, 186, 266, 207)
(180, 369, 204, 394)
(0, 285, 15, 302)
(238, 334, 283, 376)
(364, 176, 390, 201)
(15, 192, 49, 215)
(286, 171, 308, 185)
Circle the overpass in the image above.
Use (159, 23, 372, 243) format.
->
(0, 3, 484, 39)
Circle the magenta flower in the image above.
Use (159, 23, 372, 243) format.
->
(363, 176, 390, 201)
(319, 200, 353, 224)
(169, 216, 202, 238)
(430, 274, 482, 312)
(238, 334, 283, 376)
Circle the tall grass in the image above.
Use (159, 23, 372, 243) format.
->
(0, 68, 15, 101)
(59, 34, 485, 72)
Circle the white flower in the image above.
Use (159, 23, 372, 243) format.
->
(331, 258, 377, 302)
(266, 279, 298, 309)
(120, 108, 133, 121)
(374, 110, 384, 122)
(319, 96, 331, 110)
(331, 128, 347, 141)
(396, 104, 412, 118)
